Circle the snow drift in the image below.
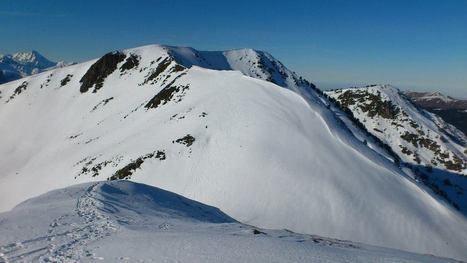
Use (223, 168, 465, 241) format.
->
(0, 181, 459, 263)
(0, 45, 466, 260)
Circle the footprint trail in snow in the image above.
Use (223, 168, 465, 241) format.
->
(0, 183, 117, 262)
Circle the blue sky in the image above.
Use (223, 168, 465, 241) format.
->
(1, 0, 466, 97)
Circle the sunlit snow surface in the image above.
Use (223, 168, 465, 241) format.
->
(0, 181, 459, 263)
(0, 45, 466, 260)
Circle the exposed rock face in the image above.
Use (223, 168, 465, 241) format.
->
(145, 82, 189, 109)
(326, 85, 466, 174)
(60, 74, 73, 86)
(175, 134, 195, 147)
(143, 57, 172, 85)
(326, 85, 467, 213)
(6, 81, 28, 103)
(120, 54, 140, 72)
(2, 45, 467, 261)
(79, 51, 126, 93)
(336, 89, 400, 119)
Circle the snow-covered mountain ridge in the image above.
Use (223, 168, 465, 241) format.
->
(0, 181, 459, 263)
(326, 85, 466, 173)
(404, 91, 467, 110)
(325, 85, 467, 212)
(1, 45, 467, 260)
(404, 91, 467, 136)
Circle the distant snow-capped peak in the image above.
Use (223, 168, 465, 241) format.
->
(1, 44, 467, 261)
(326, 85, 467, 174)
(0, 50, 67, 84)
(7, 50, 57, 69)
(408, 91, 454, 102)
(12, 50, 44, 63)
(325, 84, 467, 217)
(404, 90, 467, 110)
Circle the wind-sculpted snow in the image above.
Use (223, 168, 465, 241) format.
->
(0, 181, 460, 263)
(1, 45, 467, 260)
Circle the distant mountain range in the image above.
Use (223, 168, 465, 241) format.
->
(403, 91, 467, 136)
(326, 86, 466, 174)
(0, 51, 67, 84)
(1, 45, 466, 261)
(404, 91, 467, 110)
(325, 85, 467, 215)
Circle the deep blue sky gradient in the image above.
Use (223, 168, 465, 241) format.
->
(1, 0, 466, 97)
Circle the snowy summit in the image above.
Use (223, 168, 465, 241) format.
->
(0, 44, 466, 262)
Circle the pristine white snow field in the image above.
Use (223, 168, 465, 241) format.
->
(0, 45, 466, 260)
(0, 181, 460, 263)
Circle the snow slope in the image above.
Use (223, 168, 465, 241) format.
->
(1, 45, 467, 260)
(404, 91, 467, 136)
(0, 181, 460, 263)
(326, 86, 466, 173)
(325, 85, 467, 213)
